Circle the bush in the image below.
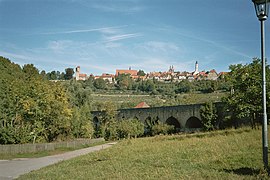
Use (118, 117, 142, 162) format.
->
(117, 119, 144, 139)
(71, 106, 94, 139)
(200, 102, 217, 131)
(104, 120, 118, 141)
(151, 123, 174, 135)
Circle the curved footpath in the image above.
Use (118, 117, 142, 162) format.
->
(0, 142, 117, 180)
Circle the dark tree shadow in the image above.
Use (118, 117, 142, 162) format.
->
(223, 167, 262, 176)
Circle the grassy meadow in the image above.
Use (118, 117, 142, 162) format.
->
(19, 128, 269, 179)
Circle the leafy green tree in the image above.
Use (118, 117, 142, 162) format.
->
(94, 78, 107, 89)
(137, 70, 146, 76)
(95, 101, 118, 140)
(49, 71, 57, 80)
(64, 68, 74, 80)
(145, 80, 155, 92)
(208, 81, 217, 93)
(138, 80, 155, 93)
(223, 58, 270, 127)
(64, 80, 92, 107)
(117, 119, 144, 139)
(0, 57, 74, 144)
(63, 80, 94, 138)
(71, 105, 94, 138)
(200, 102, 217, 131)
(116, 74, 133, 90)
(40, 70, 47, 80)
(83, 76, 95, 89)
(175, 80, 192, 93)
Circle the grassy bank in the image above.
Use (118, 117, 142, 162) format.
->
(19, 128, 269, 179)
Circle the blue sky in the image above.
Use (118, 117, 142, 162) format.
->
(0, 0, 269, 75)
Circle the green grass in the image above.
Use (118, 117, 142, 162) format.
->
(0, 141, 107, 160)
(19, 128, 269, 179)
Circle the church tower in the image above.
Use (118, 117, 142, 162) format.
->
(75, 66, 80, 81)
(194, 61, 199, 75)
(169, 65, 174, 74)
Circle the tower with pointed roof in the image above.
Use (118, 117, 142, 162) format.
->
(168, 65, 174, 74)
(75, 66, 80, 81)
(193, 61, 199, 75)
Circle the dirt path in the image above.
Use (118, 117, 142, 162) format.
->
(0, 142, 117, 180)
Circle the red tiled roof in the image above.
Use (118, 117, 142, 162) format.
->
(209, 69, 217, 74)
(218, 72, 228, 75)
(116, 69, 137, 76)
(135, 102, 150, 108)
(101, 73, 115, 78)
(79, 74, 87, 77)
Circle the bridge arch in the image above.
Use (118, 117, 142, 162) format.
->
(185, 116, 203, 128)
(165, 116, 181, 129)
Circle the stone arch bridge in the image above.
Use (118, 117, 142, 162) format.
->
(91, 103, 225, 130)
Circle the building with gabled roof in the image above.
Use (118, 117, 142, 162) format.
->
(206, 69, 218, 80)
(135, 102, 150, 108)
(75, 66, 88, 81)
(116, 67, 138, 77)
(95, 73, 115, 83)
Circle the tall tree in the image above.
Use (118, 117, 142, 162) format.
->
(223, 58, 270, 127)
(0, 57, 74, 144)
(64, 68, 74, 80)
(116, 74, 133, 90)
(200, 102, 217, 130)
(137, 70, 146, 76)
(93, 78, 107, 89)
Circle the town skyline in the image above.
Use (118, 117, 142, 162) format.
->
(54, 59, 227, 78)
(76, 61, 224, 82)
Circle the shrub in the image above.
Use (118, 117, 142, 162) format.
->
(117, 119, 144, 139)
(151, 123, 174, 135)
(200, 102, 217, 131)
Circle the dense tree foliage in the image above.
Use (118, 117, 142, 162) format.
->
(115, 74, 134, 90)
(200, 102, 217, 130)
(93, 78, 107, 89)
(223, 58, 270, 127)
(64, 68, 74, 80)
(46, 70, 65, 80)
(0, 58, 67, 143)
(116, 119, 144, 139)
(0, 57, 92, 144)
(62, 80, 94, 138)
(137, 70, 146, 76)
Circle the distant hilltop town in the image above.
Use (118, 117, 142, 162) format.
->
(75, 61, 227, 83)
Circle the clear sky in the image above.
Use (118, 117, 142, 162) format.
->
(0, 0, 269, 75)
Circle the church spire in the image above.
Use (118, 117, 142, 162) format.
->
(194, 61, 199, 75)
